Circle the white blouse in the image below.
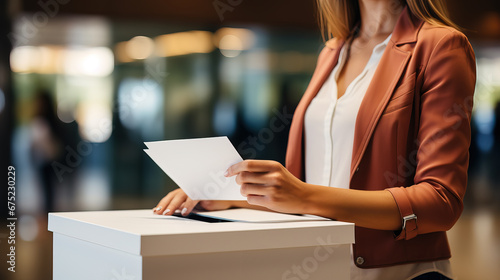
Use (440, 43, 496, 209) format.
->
(304, 35, 454, 280)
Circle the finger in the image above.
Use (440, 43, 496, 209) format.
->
(235, 171, 269, 185)
(153, 203, 164, 214)
(163, 192, 188, 215)
(240, 183, 270, 197)
(153, 191, 177, 214)
(226, 160, 279, 177)
(181, 198, 200, 216)
(246, 194, 269, 208)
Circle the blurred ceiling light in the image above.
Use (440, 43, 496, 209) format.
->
(219, 35, 243, 57)
(126, 36, 155, 60)
(10, 45, 62, 74)
(10, 46, 40, 73)
(11, 45, 114, 77)
(155, 30, 214, 57)
(115, 41, 134, 63)
(38, 46, 64, 74)
(64, 47, 114, 77)
(80, 47, 114, 77)
(215, 27, 255, 55)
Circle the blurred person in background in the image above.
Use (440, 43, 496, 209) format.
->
(154, 1, 476, 279)
(29, 91, 64, 213)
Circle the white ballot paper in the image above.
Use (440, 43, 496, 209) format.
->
(194, 209, 330, 223)
(144, 136, 246, 200)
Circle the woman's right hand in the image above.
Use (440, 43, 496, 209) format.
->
(152, 188, 234, 216)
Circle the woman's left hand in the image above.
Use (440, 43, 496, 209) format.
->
(225, 160, 313, 214)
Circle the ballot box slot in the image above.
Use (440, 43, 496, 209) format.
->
(173, 213, 233, 223)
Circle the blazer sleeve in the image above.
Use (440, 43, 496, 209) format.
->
(386, 30, 476, 240)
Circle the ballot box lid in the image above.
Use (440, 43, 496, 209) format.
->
(48, 209, 354, 257)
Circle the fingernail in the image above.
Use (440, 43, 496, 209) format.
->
(155, 206, 162, 212)
(163, 209, 170, 215)
(181, 208, 188, 216)
(224, 170, 229, 177)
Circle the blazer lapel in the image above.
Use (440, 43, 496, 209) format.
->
(349, 7, 423, 179)
(349, 44, 411, 179)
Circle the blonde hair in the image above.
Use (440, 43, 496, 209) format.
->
(316, 0, 459, 41)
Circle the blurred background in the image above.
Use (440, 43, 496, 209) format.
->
(0, 0, 499, 279)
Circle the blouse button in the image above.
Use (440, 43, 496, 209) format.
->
(356, 256, 365, 265)
(356, 167, 360, 172)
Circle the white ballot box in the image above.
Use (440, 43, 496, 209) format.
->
(48, 209, 354, 280)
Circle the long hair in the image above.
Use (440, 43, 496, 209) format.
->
(316, 0, 459, 41)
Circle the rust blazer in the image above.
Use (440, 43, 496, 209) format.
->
(285, 7, 476, 268)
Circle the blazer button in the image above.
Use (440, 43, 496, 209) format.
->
(356, 257, 365, 265)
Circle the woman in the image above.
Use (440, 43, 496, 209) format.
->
(154, 0, 476, 279)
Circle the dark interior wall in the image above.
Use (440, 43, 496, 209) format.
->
(19, 0, 318, 29)
(0, 0, 13, 216)
(447, 0, 500, 38)
(0, 1, 12, 171)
